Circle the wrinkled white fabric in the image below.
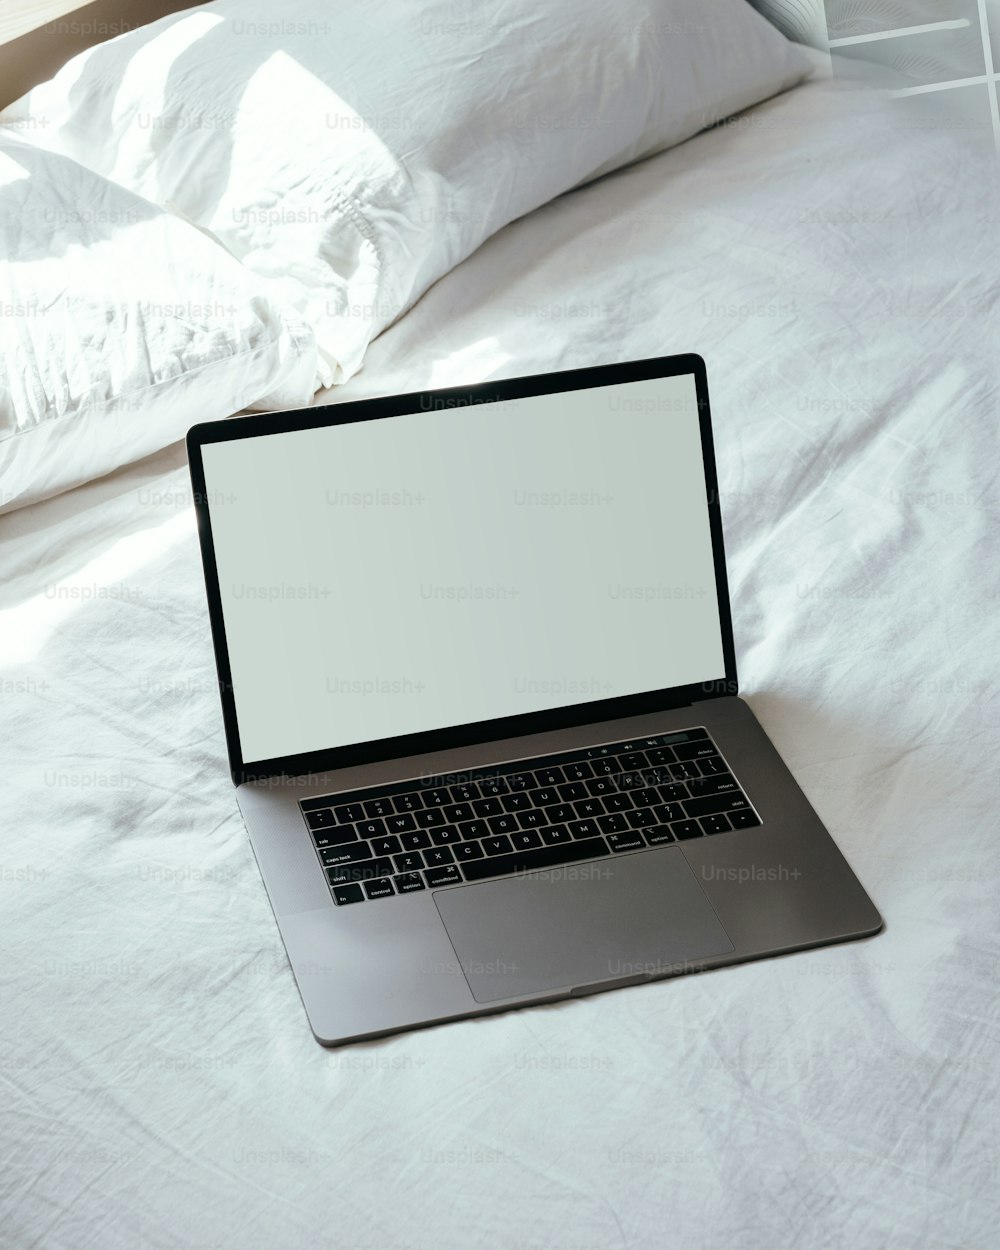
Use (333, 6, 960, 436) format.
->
(2, 0, 809, 387)
(0, 132, 317, 512)
(1, 65, 997, 1250)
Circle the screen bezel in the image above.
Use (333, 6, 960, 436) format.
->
(187, 353, 738, 785)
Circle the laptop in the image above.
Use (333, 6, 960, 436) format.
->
(187, 353, 882, 1045)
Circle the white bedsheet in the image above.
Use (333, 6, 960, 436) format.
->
(2, 64, 999, 1249)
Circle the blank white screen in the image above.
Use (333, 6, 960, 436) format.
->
(200, 373, 726, 762)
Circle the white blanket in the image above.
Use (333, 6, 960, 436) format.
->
(2, 64, 998, 1249)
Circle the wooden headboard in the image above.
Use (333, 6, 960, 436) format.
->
(0, 0, 202, 109)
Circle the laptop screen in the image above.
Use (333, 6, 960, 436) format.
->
(198, 369, 727, 766)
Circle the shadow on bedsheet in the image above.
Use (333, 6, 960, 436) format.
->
(0, 439, 191, 610)
(0, 138, 165, 264)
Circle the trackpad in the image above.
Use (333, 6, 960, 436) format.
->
(434, 848, 734, 1003)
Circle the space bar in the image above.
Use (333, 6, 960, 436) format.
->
(461, 837, 608, 882)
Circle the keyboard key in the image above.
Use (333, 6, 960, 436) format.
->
(507, 772, 535, 791)
(671, 820, 703, 841)
(674, 741, 718, 761)
(422, 788, 451, 807)
(529, 787, 556, 808)
(306, 808, 336, 829)
(620, 752, 648, 770)
(312, 825, 358, 849)
(487, 815, 518, 837)
(425, 846, 455, 867)
(502, 792, 532, 812)
(364, 877, 395, 900)
(631, 788, 659, 808)
(604, 793, 633, 813)
(576, 798, 605, 818)
(393, 793, 423, 812)
(641, 767, 672, 786)
(370, 835, 401, 857)
(443, 803, 474, 824)
(651, 803, 684, 824)
(563, 761, 594, 781)
(385, 813, 417, 834)
(458, 819, 489, 840)
(478, 777, 509, 797)
(511, 831, 543, 850)
(334, 803, 365, 824)
(687, 777, 738, 799)
(647, 746, 677, 765)
(558, 782, 588, 802)
(670, 761, 701, 781)
(645, 826, 676, 846)
(658, 783, 689, 803)
(544, 803, 575, 824)
(729, 810, 761, 829)
(535, 767, 565, 786)
(700, 813, 732, 836)
(591, 757, 621, 776)
(585, 777, 616, 798)
(332, 883, 363, 906)
(363, 797, 394, 819)
(598, 813, 629, 835)
(356, 818, 387, 840)
(483, 835, 514, 856)
(454, 841, 485, 861)
(393, 852, 425, 872)
(616, 772, 644, 790)
(415, 809, 446, 829)
(425, 864, 463, 887)
(430, 826, 462, 846)
(461, 836, 606, 882)
(568, 819, 599, 839)
(683, 793, 750, 818)
(607, 831, 646, 852)
(401, 830, 432, 851)
(450, 783, 481, 803)
(518, 809, 547, 829)
(699, 756, 727, 776)
(327, 857, 393, 883)
(322, 841, 373, 866)
(541, 824, 572, 845)
(626, 808, 656, 829)
(473, 797, 503, 818)
(394, 872, 425, 893)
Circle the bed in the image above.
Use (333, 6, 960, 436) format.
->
(1, 3, 999, 1248)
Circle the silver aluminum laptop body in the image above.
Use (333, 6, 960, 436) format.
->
(187, 354, 882, 1045)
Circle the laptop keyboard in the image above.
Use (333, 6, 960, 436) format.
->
(300, 728, 760, 906)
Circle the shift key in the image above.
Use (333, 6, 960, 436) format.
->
(683, 793, 750, 818)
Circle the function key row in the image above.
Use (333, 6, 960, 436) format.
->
(300, 727, 710, 813)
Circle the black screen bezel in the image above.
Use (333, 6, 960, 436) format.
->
(187, 353, 738, 785)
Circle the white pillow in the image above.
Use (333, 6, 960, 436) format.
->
(2, 0, 811, 389)
(0, 132, 317, 513)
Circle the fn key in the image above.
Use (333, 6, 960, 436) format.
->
(331, 883, 363, 906)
